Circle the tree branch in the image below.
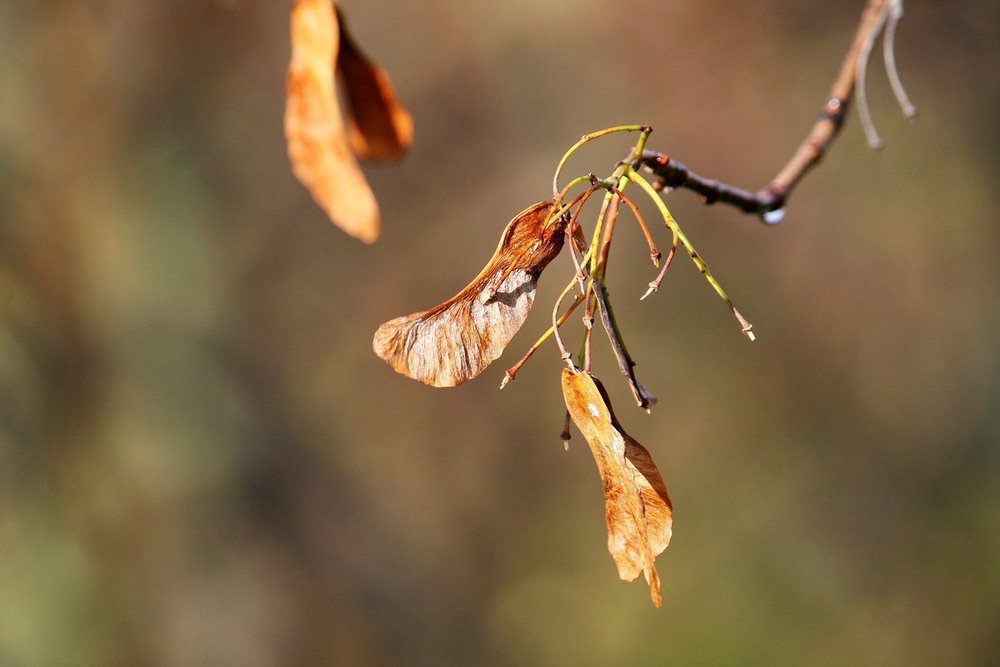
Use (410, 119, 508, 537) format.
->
(639, 0, 911, 223)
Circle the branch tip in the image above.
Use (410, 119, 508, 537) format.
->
(500, 371, 514, 389)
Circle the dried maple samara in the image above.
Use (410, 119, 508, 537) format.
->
(562, 367, 673, 607)
(373, 202, 565, 387)
(285, 0, 411, 242)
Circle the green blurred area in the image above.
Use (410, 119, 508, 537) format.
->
(2, 1, 999, 665)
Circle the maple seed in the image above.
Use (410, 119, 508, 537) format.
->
(373, 202, 566, 387)
(285, 0, 411, 242)
(286, 0, 378, 242)
(336, 9, 413, 161)
(561, 367, 672, 607)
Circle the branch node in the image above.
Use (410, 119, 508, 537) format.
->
(821, 97, 849, 129)
(700, 181, 720, 204)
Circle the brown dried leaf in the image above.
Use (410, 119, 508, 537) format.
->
(373, 202, 564, 387)
(285, 0, 380, 243)
(561, 367, 673, 607)
(336, 10, 413, 161)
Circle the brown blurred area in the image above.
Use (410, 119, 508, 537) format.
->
(2, 1, 999, 664)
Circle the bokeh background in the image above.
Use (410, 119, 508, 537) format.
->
(3, 1, 999, 665)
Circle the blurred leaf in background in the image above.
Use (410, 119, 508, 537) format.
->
(1, 1, 999, 665)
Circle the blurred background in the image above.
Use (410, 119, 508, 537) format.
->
(2, 1, 999, 665)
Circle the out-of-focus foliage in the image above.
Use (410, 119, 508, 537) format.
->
(1, 1, 999, 665)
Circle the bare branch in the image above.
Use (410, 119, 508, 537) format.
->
(639, 0, 913, 222)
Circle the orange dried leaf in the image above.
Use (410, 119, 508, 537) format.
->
(285, 0, 380, 243)
(373, 202, 564, 387)
(561, 367, 673, 607)
(337, 10, 413, 161)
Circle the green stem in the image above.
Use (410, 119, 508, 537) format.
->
(627, 169, 755, 340)
(545, 175, 598, 229)
(552, 125, 649, 199)
(589, 127, 652, 278)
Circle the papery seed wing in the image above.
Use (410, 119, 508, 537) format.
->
(336, 10, 413, 161)
(561, 368, 672, 607)
(285, 0, 380, 242)
(593, 378, 673, 557)
(373, 202, 563, 387)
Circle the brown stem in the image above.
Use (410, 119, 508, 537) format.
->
(593, 281, 657, 409)
(503, 291, 584, 387)
(609, 186, 661, 266)
(594, 191, 621, 278)
(640, 0, 897, 221)
(641, 226, 679, 301)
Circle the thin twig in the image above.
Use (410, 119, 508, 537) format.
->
(883, 0, 918, 119)
(608, 186, 661, 266)
(502, 292, 584, 387)
(627, 169, 755, 340)
(639, 0, 912, 221)
(553, 275, 583, 365)
(641, 226, 679, 301)
(855, 1, 890, 149)
(593, 281, 657, 409)
(595, 193, 622, 278)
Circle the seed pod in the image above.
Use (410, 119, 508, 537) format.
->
(285, 0, 411, 242)
(336, 10, 413, 161)
(373, 202, 565, 387)
(561, 367, 672, 607)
